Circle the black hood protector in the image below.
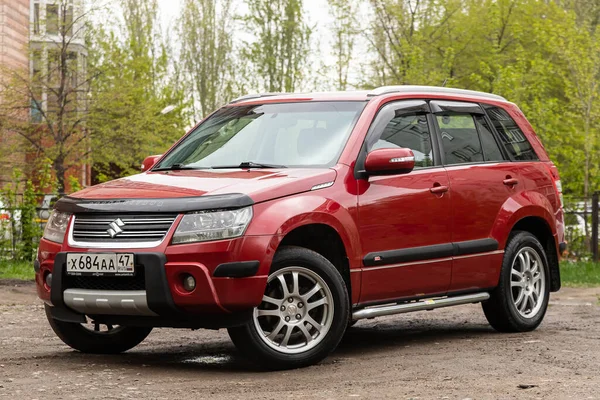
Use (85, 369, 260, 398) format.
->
(54, 193, 254, 214)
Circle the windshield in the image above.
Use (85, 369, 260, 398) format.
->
(154, 101, 366, 170)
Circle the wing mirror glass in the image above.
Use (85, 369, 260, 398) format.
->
(364, 148, 415, 175)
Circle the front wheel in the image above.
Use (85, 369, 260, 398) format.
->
(45, 305, 152, 353)
(228, 246, 349, 370)
(482, 231, 550, 332)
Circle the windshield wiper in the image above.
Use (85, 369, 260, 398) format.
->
(152, 163, 207, 171)
(211, 161, 287, 169)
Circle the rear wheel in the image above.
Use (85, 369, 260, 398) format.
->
(45, 305, 152, 353)
(228, 246, 349, 370)
(482, 231, 550, 332)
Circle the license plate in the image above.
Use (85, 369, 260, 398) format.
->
(66, 253, 135, 276)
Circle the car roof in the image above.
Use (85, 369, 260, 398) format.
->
(229, 85, 508, 105)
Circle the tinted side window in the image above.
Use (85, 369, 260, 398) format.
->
(475, 115, 505, 162)
(485, 107, 539, 161)
(370, 113, 434, 168)
(436, 114, 483, 164)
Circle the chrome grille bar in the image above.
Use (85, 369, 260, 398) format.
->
(71, 213, 177, 244)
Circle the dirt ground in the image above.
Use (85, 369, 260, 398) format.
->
(0, 282, 599, 400)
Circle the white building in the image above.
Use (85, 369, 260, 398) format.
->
(29, 0, 87, 122)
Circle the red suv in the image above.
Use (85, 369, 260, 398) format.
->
(35, 86, 566, 369)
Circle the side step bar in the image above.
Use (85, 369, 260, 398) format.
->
(352, 292, 490, 320)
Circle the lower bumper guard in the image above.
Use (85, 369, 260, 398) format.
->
(63, 289, 157, 316)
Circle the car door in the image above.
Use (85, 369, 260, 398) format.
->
(357, 100, 453, 303)
(430, 100, 522, 292)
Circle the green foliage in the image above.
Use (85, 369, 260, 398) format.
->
(364, 0, 600, 198)
(68, 175, 82, 193)
(328, 0, 359, 90)
(0, 169, 23, 260)
(0, 162, 55, 261)
(242, 0, 312, 92)
(179, 0, 236, 119)
(561, 261, 600, 287)
(88, 0, 189, 181)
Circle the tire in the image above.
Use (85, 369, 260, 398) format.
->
(45, 305, 152, 354)
(227, 246, 350, 370)
(482, 231, 550, 332)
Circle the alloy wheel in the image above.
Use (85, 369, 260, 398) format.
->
(253, 266, 334, 354)
(510, 247, 546, 318)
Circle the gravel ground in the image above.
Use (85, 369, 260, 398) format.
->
(0, 281, 599, 400)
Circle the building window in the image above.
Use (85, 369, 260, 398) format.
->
(67, 52, 78, 88)
(65, 6, 74, 37)
(46, 4, 59, 35)
(32, 50, 42, 82)
(33, 3, 40, 34)
(47, 49, 60, 85)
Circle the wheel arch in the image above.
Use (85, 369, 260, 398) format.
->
(509, 216, 560, 292)
(247, 194, 362, 304)
(278, 223, 354, 304)
(491, 191, 560, 292)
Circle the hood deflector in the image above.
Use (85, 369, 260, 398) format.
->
(55, 193, 254, 214)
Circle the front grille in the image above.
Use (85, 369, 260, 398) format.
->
(63, 267, 146, 290)
(72, 213, 177, 243)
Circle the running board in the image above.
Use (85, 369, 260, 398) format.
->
(352, 292, 490, 320)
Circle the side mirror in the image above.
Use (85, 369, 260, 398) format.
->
(364, 148, 415, 175)
(141, 155, 162, 172)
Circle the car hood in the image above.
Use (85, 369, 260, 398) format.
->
(70, 168, 337, 204)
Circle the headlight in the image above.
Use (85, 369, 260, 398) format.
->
(43, 211, 71, 244)
(172, 207, 253, 244)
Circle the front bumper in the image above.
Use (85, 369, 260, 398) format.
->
(37, 235, 276, 328)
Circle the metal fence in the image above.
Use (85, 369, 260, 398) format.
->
(592, 192, 599, 262)
(563, 193, 600, 261)
(1, 193, 60, 259)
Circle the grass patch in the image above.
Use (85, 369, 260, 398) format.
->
(560, 261, 600, 287)
(0, 259, 34, 280)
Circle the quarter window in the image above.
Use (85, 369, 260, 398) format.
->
(475, 115, 505, 162)
(370, 113, 434, 168)
(485, 106, 539, 161)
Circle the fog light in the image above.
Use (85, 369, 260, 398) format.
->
(45, 273, 53, 288)
(182, 275, 196, 292)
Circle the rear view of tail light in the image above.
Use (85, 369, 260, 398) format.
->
(555, 179, 564, 208)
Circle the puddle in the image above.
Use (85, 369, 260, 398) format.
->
(182, 355, 231, 365)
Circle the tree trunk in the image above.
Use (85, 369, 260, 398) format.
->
(54, 157, 66, 195)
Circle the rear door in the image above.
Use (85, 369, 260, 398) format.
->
(430, 101, 522, 291)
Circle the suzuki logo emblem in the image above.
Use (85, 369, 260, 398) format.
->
(107, 218, 125, 238)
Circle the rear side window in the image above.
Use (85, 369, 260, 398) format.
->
(436, 114, 483, 164)
(485, 106, 539, 161)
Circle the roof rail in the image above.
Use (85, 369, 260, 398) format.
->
(229, 92, 285, 104)
(367, 85, 506, 101)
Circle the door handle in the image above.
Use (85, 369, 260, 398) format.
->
(430, 185, 449, 194)
(503, 178, 519, 186)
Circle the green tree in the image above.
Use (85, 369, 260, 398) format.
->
(179, 0, 236, 119)
(88, 0, 188, 181)
(556, 17, 600, 216)
(242, 0, 312, 92)
(328, 0, 359, 90)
